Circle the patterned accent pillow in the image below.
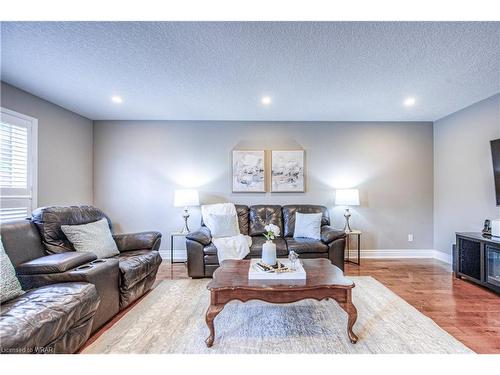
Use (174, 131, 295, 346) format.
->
(61, 218, 119, 259)
(293, 212, 322, 240)
(0, 236, 24, 304)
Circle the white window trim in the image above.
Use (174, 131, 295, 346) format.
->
(0, 107, 38, 213)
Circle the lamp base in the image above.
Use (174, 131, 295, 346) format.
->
(180, 208, 190, 234)
(343, 208, 353, 233)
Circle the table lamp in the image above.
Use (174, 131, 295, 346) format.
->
(174, 189, 199, 234)
(335, 188, 360, 232)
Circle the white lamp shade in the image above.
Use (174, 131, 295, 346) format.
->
(335, 189, 360, 206)
(174, 189, 199, 207)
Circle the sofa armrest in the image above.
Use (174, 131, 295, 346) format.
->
(113, 231, 162, 252)
(186, 226, 212, 246)
(320, 226, 346, 244)
(16, 252, 97, 275)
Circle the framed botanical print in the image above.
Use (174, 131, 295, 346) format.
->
(271, 150, 305, 192)
(232, 150, 266, 192)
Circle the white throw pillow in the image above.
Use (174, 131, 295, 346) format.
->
(0, 236, 24, 303)
(61, 218, 119, 259)
(208, 213, 240, 238)
(293, 212, 322, 240)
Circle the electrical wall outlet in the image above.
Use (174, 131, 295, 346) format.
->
(408, 234, 414, 242)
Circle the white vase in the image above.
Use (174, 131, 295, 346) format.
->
(262, 240, 277, 265)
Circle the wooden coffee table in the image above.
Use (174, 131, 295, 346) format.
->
(205, 258, 358, 347)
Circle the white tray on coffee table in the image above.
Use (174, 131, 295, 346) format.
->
(248, 258, 306, 280)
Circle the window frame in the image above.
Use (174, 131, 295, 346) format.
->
(0, 107, 38, 215)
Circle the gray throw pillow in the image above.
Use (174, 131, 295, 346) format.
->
(0, 236, 24, 304)
(293, 212, 323, 240)
(61, 218, 119, 259)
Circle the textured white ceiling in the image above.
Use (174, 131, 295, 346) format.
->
(1, 22, 499, 121)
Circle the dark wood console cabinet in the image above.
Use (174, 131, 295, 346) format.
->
(455, 232, 500, 294)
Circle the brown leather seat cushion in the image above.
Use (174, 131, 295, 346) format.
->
(285, 237, 328, 253)
(0, 282, 99, 352)
(249, 237, 288, 257)
(116, 250, 162, 290)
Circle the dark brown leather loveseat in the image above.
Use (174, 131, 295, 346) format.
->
(0, 205, 162, 353)
(186, 204, 346, 278)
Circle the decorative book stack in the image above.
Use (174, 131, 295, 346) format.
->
(248, 258, 307, 280)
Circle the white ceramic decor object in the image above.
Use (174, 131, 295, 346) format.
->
(262, 240, 277, 265)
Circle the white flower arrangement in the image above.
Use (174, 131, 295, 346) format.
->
(263, 223, 280, 241)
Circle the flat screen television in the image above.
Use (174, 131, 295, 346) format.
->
(491, 138, 500, 206)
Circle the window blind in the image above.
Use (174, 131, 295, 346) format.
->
(0, 108, 37, 223)
(0, 122, 29, 190)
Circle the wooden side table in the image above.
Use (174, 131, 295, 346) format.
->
(170, 232, 187, 265)
(345, 230, 361, 266)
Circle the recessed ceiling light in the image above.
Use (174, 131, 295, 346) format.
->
(111, 95, 123, 104)
(403, 97, 416, 107)
(261, 96, 272, 106)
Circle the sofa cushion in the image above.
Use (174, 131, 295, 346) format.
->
(249, 237, 288, 257)
(61, 218, 119, 259)
(249, 205, 283, 236)
(0, 238, 24, 304)
(236, 205, 250, 235)
(285, 237, 328, 254)
(282, 205, 330, 237)
(116, 250, 162, 290)
(0, 282, 99, 353)
(32, 206, 112, 254)
(207, 213, 240, 238)
(293, 212, 323, 240)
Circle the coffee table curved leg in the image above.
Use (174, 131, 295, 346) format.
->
(205, 303, 225, 347)
(346, 301, 358, 344)
(339, 290, 358, 344)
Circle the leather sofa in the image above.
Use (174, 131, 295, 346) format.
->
(0, 205, 162, 353)
(186, 204, 346, 278)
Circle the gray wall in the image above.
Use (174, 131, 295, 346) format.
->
(434, 94, 500, 257)
(93, 121, 434, 251)
(1, 82, 94, 206)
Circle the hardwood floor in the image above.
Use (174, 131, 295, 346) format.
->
(84, 259, 500, 354)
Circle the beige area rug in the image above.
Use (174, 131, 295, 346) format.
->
(83, 277, 473, 354)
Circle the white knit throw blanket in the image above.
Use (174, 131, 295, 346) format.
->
(201, 203, 251, 262)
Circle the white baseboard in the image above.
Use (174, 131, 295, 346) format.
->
(347, 248, 434, 259)
(159, 250, 186, 262)
(161, 249, 452, 265)
(432, 250, 453, 265)
(347, 249, 452, 265)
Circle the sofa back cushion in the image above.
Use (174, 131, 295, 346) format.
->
(0, 220, 47, 266)
(282, 205, 330, 237)
(32, 206, 113, 254)
(236, 205, 250, 235)
(249, 205, 283, 237)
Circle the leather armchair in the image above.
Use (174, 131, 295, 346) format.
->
(31, 205, 163, 311)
